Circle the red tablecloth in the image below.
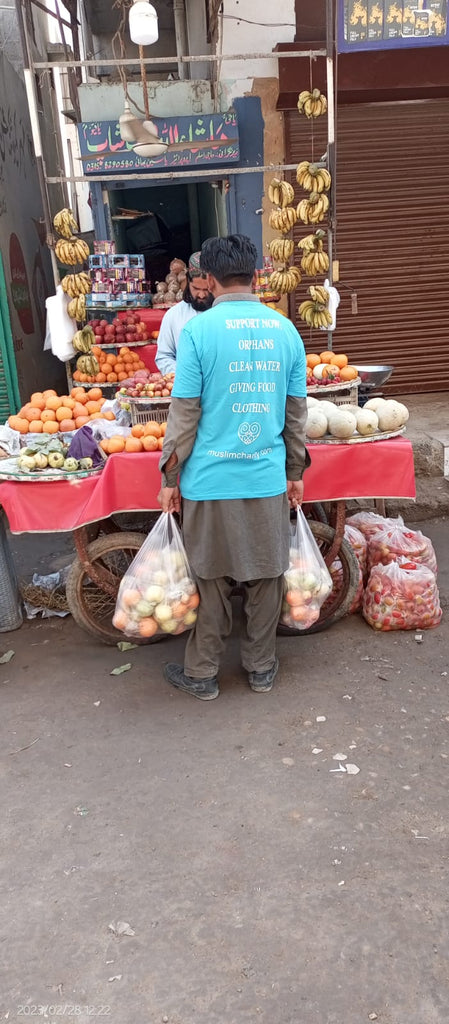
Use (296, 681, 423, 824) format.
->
(0, 438, 415, 534)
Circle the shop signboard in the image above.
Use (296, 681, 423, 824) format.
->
(338, 0, 449, 51)
(77, 112, 239, 175)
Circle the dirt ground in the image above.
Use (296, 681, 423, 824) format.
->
(1, 519, 448, 1024)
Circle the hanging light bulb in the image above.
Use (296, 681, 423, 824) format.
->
(129, 1, 159, 46)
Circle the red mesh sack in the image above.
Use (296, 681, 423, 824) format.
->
(363, 560, 442, 632)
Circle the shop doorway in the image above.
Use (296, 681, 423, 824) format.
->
(107, 179, 228, 288)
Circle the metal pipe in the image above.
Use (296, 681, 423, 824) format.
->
(325, 0, 336, 350)
(45, 162, 300, 185)
(32, 49, 327, 69)
(15, 0, 60, 289)
(173, 0, 189, 81)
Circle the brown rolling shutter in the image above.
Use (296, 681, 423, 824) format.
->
(285, 100, 449, 394)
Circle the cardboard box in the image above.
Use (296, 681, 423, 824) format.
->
(367, 1, 383, 40)
(347, 0, 368, 42)
(384, 2, 402, 38)
(93, 240, 116, 255)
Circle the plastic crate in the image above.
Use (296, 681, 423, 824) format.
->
(313, 383, 359, 407)
(126, 397, 171, 426)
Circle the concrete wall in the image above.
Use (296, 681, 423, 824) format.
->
(0, 51, 65, 402)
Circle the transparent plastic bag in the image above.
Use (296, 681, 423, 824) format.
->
(367, 522, 437, 575)
(346, 511, 404, 543)
(280, 509, 333, 631)
(363, 559, 442, 632)
(113, 513, 199, 639)
(343, 523, 367, 612)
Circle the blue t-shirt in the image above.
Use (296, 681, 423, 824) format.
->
(172, 299, 307, 501)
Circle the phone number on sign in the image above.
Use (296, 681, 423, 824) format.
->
(17, 1008, 111, 1017)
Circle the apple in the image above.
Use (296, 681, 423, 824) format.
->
(125, 333, 134, 343)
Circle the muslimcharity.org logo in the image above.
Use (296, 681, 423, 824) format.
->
(237, 422, 261, 445)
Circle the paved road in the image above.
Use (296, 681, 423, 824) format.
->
(1, 520, 448, 1023)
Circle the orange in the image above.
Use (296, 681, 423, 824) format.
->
(118, 372, 128, 382)
(42, 389, 57, 398)
(8, 415, 29, 433)
(137, 360, 146, 370)
(45, 396, 61, 411)
(105, 353, 116, 365)
(43, 421, 59, 434)
(330, 353, 348, 369)
(87, 388, 103, 402)
(322, 365, 340, 380)
(100, 438, 110, 454)
(73, 371, 82, 381)
(119, 347, 129, 358)
(72, 402, 88, 420)
(56, 406, 70, 422)
(79, 373, 88, 383)
(86, 401, 101, 415)
(91, 346, 101, 357)
(131, 424, 145, 438)
(125, 363, 134, 375)
(103, 411, 116, 421)
(75, 416, 89, 429)
(71, 387, 87, 400)
(286, 590, 304, 606)
(142, 434, 158, 452)
(23, 406, 43, 422)
(107, 372, 118, 383)
(59, 418, 76, 433)
(96, 373, 107, 383)
(188, 593, 200, 609)
(29, 420, 43, 433)
(108, 436, 125, 454)
(160, 422, 167, 436)
(306, 353, 321, 369)
(138, 617, 158, 638)
(143, 421, 161, 438)
(157, 436, 164, 450)
(114, 362, 125, 374)
(320, 351, 334, 363)
(125, 436, 143, 452)
(30, 394, 46, 411)
(41, 409, 57, 423)
(340, 365, 358, 382)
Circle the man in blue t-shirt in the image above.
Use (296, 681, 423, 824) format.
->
(159, 234, 309, 701)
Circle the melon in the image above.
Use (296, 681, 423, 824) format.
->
(328, 409, 357, 439)
(355, 408, 379, 436)
(377, 400, 406, 432)
(306, 396, 320, 408)
(312, 363, 334, 380)
(306, 409, 328, 439)
(338, 403, 358, 413)
(314, 399, 338, 418)
(364, 397, 387, 414)
(390, 399, 409, 423)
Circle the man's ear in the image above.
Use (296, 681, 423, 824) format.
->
(206, 272, 217, 293)
(252, 271, 258, 288)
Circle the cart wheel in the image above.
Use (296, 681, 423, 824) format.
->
(301, 502, 328, 525)
(66, 531, 164, 646)
(277, 520, 360, 637)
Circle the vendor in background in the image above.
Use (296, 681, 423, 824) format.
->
(155, 252, 213, 374)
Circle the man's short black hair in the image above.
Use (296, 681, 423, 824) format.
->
(200, 234, 258, 286)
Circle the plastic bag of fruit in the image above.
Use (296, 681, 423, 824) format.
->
(346, 511, 404, 543)
(366, 521, 437, 575)
(113, 513, 199, 640)
(280, 509, 333, 630)
(363, 559, 442, 632)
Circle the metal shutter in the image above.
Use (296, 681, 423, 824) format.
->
(285, 100, 449, 394)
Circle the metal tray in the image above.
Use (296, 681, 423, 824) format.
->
(0, 458, 104, 483)
(307, 427, 406, 445)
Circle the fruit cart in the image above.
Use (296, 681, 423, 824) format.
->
(0, 439, 416, 644)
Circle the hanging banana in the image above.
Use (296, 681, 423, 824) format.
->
(269, 265, 301, 295)
(55, 236, 90, 266)
(300, 249, 330, 276)
(72, 325, 96, 354)
(296, 161, 331, 193)
(61, 272, 92, 298)
(76, 354, 100, 376)
(67, 294, 87, 322)
(268, 206, 298, 234)
(297, 192, 329, 225)
(297, 89, 327, 118)
(269, 238, 295, 262)
(298, 284, 332, 328)
(267, 178, 295, 209)
(53, 208, 79, 239)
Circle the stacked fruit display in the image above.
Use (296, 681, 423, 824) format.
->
(306, 351, 358, 386)
(117, 371, 174, 400)
(100, 421, 166, 456)
(8, 387, 115, 435)
(73, 345, 147, 385)
(306, 396, 410, 442)
(16, 435, 94, 475)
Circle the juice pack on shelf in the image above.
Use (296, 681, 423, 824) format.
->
(280, 510, 332, 630)
(113, 513, 199, 639)
(367, 522, 437, 575)
(363, 560, 442, 632)
(346, 511, 404, 543)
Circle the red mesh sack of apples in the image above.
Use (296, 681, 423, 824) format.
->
(363, 559, 442, 632)
(367, 522, 437, 576)
(113, 512, 199, 640)
(346, 511, 404, 543)
(280, 509, 333, 631)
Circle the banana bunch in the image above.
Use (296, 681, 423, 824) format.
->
(297, 89, 327, 118)
(296, 161, 331, 193)
(72, 325, 96, 354)
(55, 236, 90, 266)
(269, 238, 295, 262)
(297, 192, 329, 225)
(299, 285, 332, 328)
(61, 272, 92, 298)
(268, 178, 295, 208)
(76, 353, 100, 376)
(269, 265, 301, 295)
(67, 294, 86, 322)
(53, 208, 79, 239)
(269, 206, 298, 234)
(297, 229, 326, 253)
(300, 249, 330, 276)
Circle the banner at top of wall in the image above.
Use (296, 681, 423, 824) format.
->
(77, 112, 239, 175)
(339, 0, 449, 52)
